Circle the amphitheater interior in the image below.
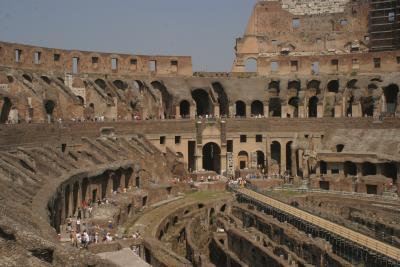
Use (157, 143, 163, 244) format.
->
(1, 0, 400, 266)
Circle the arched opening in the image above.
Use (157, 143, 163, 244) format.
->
(7, 76, 14, 83)
(44, 100, 56, 122)
(344, 161, 357, 176)
(209, 207, 216, 225)
(271, 141, 281, 172)
(23, 74, 32, 83)
(151, 81, 173, 118)
(368, 83, 378, 91)
(112, 173, 121, 192)
(286, 142, 292, 173)
(95, 79, 107, 90)
(113, 80, 128, 90)
(256, 151, 265, 169)
(320, 161, 328, 175)
(288, 80, 301, 92)
(384, 84, 399, 114)
(308, 96, 318, 117)
(212, 82, 229, 116)
(362, 162, 377, 176)
(347, 79, 358, 89)
(235, 101, 246, 117)
(72, 182, 79, 216)
(327, 80, 339, 93)
(288, 97, 299, 118)
(336, 144, 345, 152)
(81, 178, 89, 202)
(0, 97, 12, 123)
(268, 81, 280, 97)
(191, 89, 213, 116)
(361, 97, 374, 117)
(307, 80, 321, 94)
(251, 100, 264, 116)
(76, 96, 84, 106)
(41, 76, 51, 85)
(346, 95, 354, 117)
(245, 58, 257, 72)
(382, 162, 397, 182)
(179, 100, 190, 118)
(237, 151, 249, 170)
(269, 98, 282, 117)
(202, 142, 221, 174)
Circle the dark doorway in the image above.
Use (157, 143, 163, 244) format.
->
(235, 101, 246, 117)
(286, 142, 292, 172)
(188, 141, 196, 172)
(269, 98, 282, 117)
(271, 141, 281, 170)
(288, 97, 299, 118)
(180, 100, 190, 118)
(362, 162, 376, 176)
(344, 161, 357, 176)
(366, 184, 378, 195)
(251, 100, 264, 116)
(382, 162, 397, 182)
(319, 181, 330, 190)
(361, 97, 374, 117)
(44, 100, 56, 122)
(192, 89, 213, 116)
(384, 84, 399, 114)
(0, 97, 12, 123)
(327, 80, 339, 93)
(202, 142, 221, 174)
(308, 96, 318, 117)
(256, 151, 265, 169)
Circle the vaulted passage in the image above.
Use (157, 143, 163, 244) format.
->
(288, 97, 299, 118)
(271, 141, 281, 172)
(212, 82, 229, 116)
(384, 84, 399, 114)
(308, 96, 318, 117)
(192, 89, 213, 116)
(44, 100, 56, 122)
(180, 100, 190, 118)
(362, 162, 376, 176)
(269, 98, 281, 117)
(151, 81, 173, 118)
(235, 101, 246, 117)
(0, 97, 12, 123)
(251, 100, 263, 116)
(237, 151, 249, 169)
(361, 97, 374, 117)
(202, 142, 221, 174)
(327, 80, 339, 93)
(256, 150, 265, 169)
(344, 161, 357, 176)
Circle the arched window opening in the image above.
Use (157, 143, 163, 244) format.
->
(192, 89, 213, 116)
(76, 96, 84, 106)
(179, 100, 190, 118)
(347, 95, 354, 117)
(344, 161, 357, 176)
(152, 81, 173, 118)
(268, 81, 280, 97)
(382, 162, 397, 182)
(320, 161, 328, 175)
(0, 97, 12, 124)
(288, 80, 301, 92)
(113, 80, 128, 90)
(245, 58, 257, 72)
(347, 79, 358, 89)
(308, 96, 318, 117)
(307, 80, 320, 93)
(384, 84, 399, 114)
(336, 144, 344, 152)
(271, 141, 281, 172)
(202, 143, 221, 174)
(251, 100, 264, 116)
(256, 151, 265, 169)
(235, 101, 246, 117)
(238, 151, 249, 170)
(368, 83, 378, 90)
(288, 97, 299, 118)
(361, 97, 374, 117)
(41, 76, 51, 85)
(327, 80, 339, 93)
(44, 100, 56, 122)
(212, 82, 229, 116)
(23, 74, 32, 83)
(362, 162, 377, 176)
(7, 76, 14, 83)
(95, 79, 107, 90)
(269, 98, 282, 117)
(286, 142, 292, 173)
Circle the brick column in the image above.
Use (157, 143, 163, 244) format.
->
(280, 141, 286, 175)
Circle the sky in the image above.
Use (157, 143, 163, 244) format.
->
(0, 0, 258, 72)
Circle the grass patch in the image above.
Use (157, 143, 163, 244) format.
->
(186, 190, 231, 201)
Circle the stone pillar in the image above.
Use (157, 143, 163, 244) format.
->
(334, 105, 342, 118)
(356, 163, 362, 176)
(264, 102, 269, 118)
(281, 105, 288, 118)
(352, 103, 361, 117)
(190, 104, 196, 119)
(266, 138, 271, 175)
(291, 148, 297, 177)
(76, 182, 82, 209)
(60, 188, 66, 221)
(175, 105, 180, 119)
(229, 104, 235, 118)
(220, 145, 227, 175)
(107, 175, 113, 197)
(67, 185, 73, 217)
(120, 173, 126, 190)
(246, 104, 251, 118)
(280, 142, 286, 175)
(214, 105, 220, 117)
(196, 144, 203, 171)
(317, 104, 323, 118)
(298, 105, 305, 118)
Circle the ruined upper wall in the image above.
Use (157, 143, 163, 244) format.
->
(232, 0, 400, 75)
(0, 41, 193, 76)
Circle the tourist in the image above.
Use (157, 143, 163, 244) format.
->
(94, 232, 99, 244)
(76, 218, 81, 232)
(66, 216, 72, 233)
(105, 233, 113, 242)
(77, 207, 82, 220)
(88, 205, 93, 218)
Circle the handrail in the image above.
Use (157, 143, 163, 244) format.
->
(235, 187, 400, 262)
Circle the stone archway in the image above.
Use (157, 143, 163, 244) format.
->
(192, 89, 213, 116)
(179, 100, 190, 118)
(0, 97, 12, 123)
(202, 142, 221, 174)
